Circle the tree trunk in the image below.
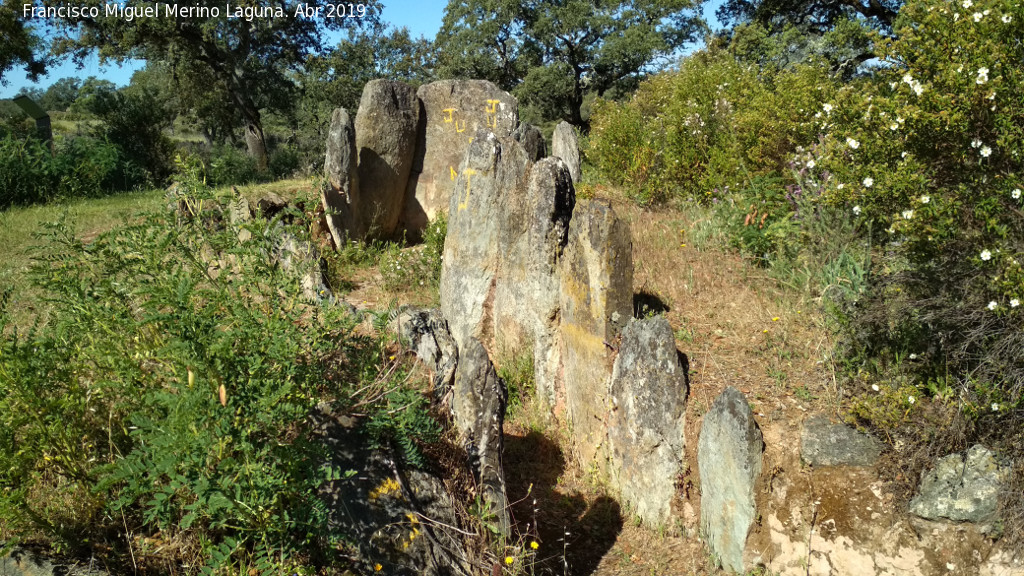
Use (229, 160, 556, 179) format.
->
(244, 121, 269, 171)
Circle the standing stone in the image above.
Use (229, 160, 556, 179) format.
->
(512, 123, 547, 162)
(607, 316, 688, 528)
(491, 158, 574, 405)
(322, 107, 362, 244)
(390, 308, 459, 406)
(402, 80, 519, 233)
(439, 132, 531, 350)
(354, 79, 419, 239)
(559, 199, 632, 463)
(452, 338, 510, 536)
(910, 445, 1006, 523)
(698, 387, 764, 574)
(552, 121, 581, 183)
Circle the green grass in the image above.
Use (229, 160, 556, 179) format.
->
(0, 188, 165, 329)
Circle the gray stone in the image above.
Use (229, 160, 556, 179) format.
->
(492, 157, 575, 406)
(312, 408, 471, 576)
(354, 79, 420, 239)
(275, 230, 331, 303)
(559, 198, 632, 463)
(452, 338, 510, 536)
(402, 80, 519, 233)
(391, 308, 459, 406)
(512, 122, 546, 162)
(551, 121, 581, 183)
(255, 191, 288, 218)
(1, 549, 107, 576)
(800, 414, 883, 467)
(698, 387, 763, 574)
(607, 316, 687, 528)
(910, 445, 1006, 523)
(322, 107, 362, 244)
(439, 132, 531, 350)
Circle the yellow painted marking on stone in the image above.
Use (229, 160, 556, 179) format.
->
(486, 114, 497, 128)
(449, 166, 458, 181)
(485, 99, 500, 114)
(442, 108, 456, 123)
(468, 137, 474, 144)
(455, 119, 467, 133)
(456, 168, 477, 212)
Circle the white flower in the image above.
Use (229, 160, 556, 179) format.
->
(1012, 188, 1022, 199)
(980, 146, 992, 157)
(902, 209, 914, 219)
(863, 177, 874, 187)
(920, 195, 930, 204)
(890, 123, 899, 131)
(981, 249, 992, 260)
(992, 403, 1000, 411)
(1011, 298, 1020, 308)
(847, 137, 860, 149)
(955, 12, 960, 20)
(823, 103, 833, 113)
(1003, 14, 1012, 23)
(872, 384, 880, 391)
(837, 183, 845, 190)
(807, 159, 816, 169)
(901, 151, 908, 158)
(909, 353, 918, 360)
(988, 300, 999, 310)
(897, 116, 905, 124)
(962, 0, 971, 7)
(853, 205, 862, 215)
(902, 73, 914, 84)
(908, 396, 916, 404)
(973, 11, 983, 21)
(984, 9, 990, 15)
(971, 139, 982, 148)
(977, 67, 989, 84)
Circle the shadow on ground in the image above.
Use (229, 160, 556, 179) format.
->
(504, 430, 623, 575)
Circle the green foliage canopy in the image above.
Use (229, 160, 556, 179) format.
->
(436, 0, 705, 126)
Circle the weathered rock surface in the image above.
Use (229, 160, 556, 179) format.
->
(439, 132, 531, 350)
(354, 79, 420, 238)
(910, 445, 1005, 523)
(313, 408, 470, 576)
(800, 414, 883, 467)
(402, 80, 519, 232)
(452, 338, 510, 536)
(699, 387, 764, 574)
(559, 199, 632, 462)
(390, 308, 459, 406)
(512, 122, 546, 162)
(322, 107, 362, 244)
(551, 121, 581, 183)
(0, 549, 107, 576)
(491, 157, 575, 405)
(607, 315, 687, 528)
(275, 230, 330, 303)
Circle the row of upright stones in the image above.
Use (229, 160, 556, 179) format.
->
(325, 78, 765, 573)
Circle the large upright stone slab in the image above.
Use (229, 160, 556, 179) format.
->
(439, 132, 531, 349)
(354, 79, 419, 239)
(452, 337, 510, 536)
(322, 107, 362, 244)
(402, 80, 519, 232)
(512, 122, 546, 162)
(698, 387, 763, 574)
(491, 157, 575, 406)
(552, 121, 581, 183)
(558, 199, 632, 463)
(607, 316, 687, 528)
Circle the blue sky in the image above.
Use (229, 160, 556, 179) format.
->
(3, 0, 722, 97)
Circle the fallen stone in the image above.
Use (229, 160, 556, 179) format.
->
(910, 444, 1006, 523)
(439, 132, 531, 350)
(607, 315, 688, 528)
(354, 79, 420, 239)
(512, 122, 546, 162)
(559, 198, 632, 463)
(255, 191, 288, 218)
(275, 230, 331, 303)
(492, 157, 575, 406)
(451, 338, 510, 536)
(390, 308, 459, 406)
(322, 107, 362, 244)
(800, 414, 883, 467)
(0, 549, 108, 576)
(551, 121, 581, 183)
(402, 80, 519, 233)
(698, 387, 763, 574)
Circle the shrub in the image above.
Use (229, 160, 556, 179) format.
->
(207, 144, 263, 187)
(379, 215, 447, 297)
(0, 167, 438, 572)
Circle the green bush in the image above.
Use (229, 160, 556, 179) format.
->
(0, 168, 438, 572)
(380, 215, 447, 296)
(207, 144, 263, 187)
